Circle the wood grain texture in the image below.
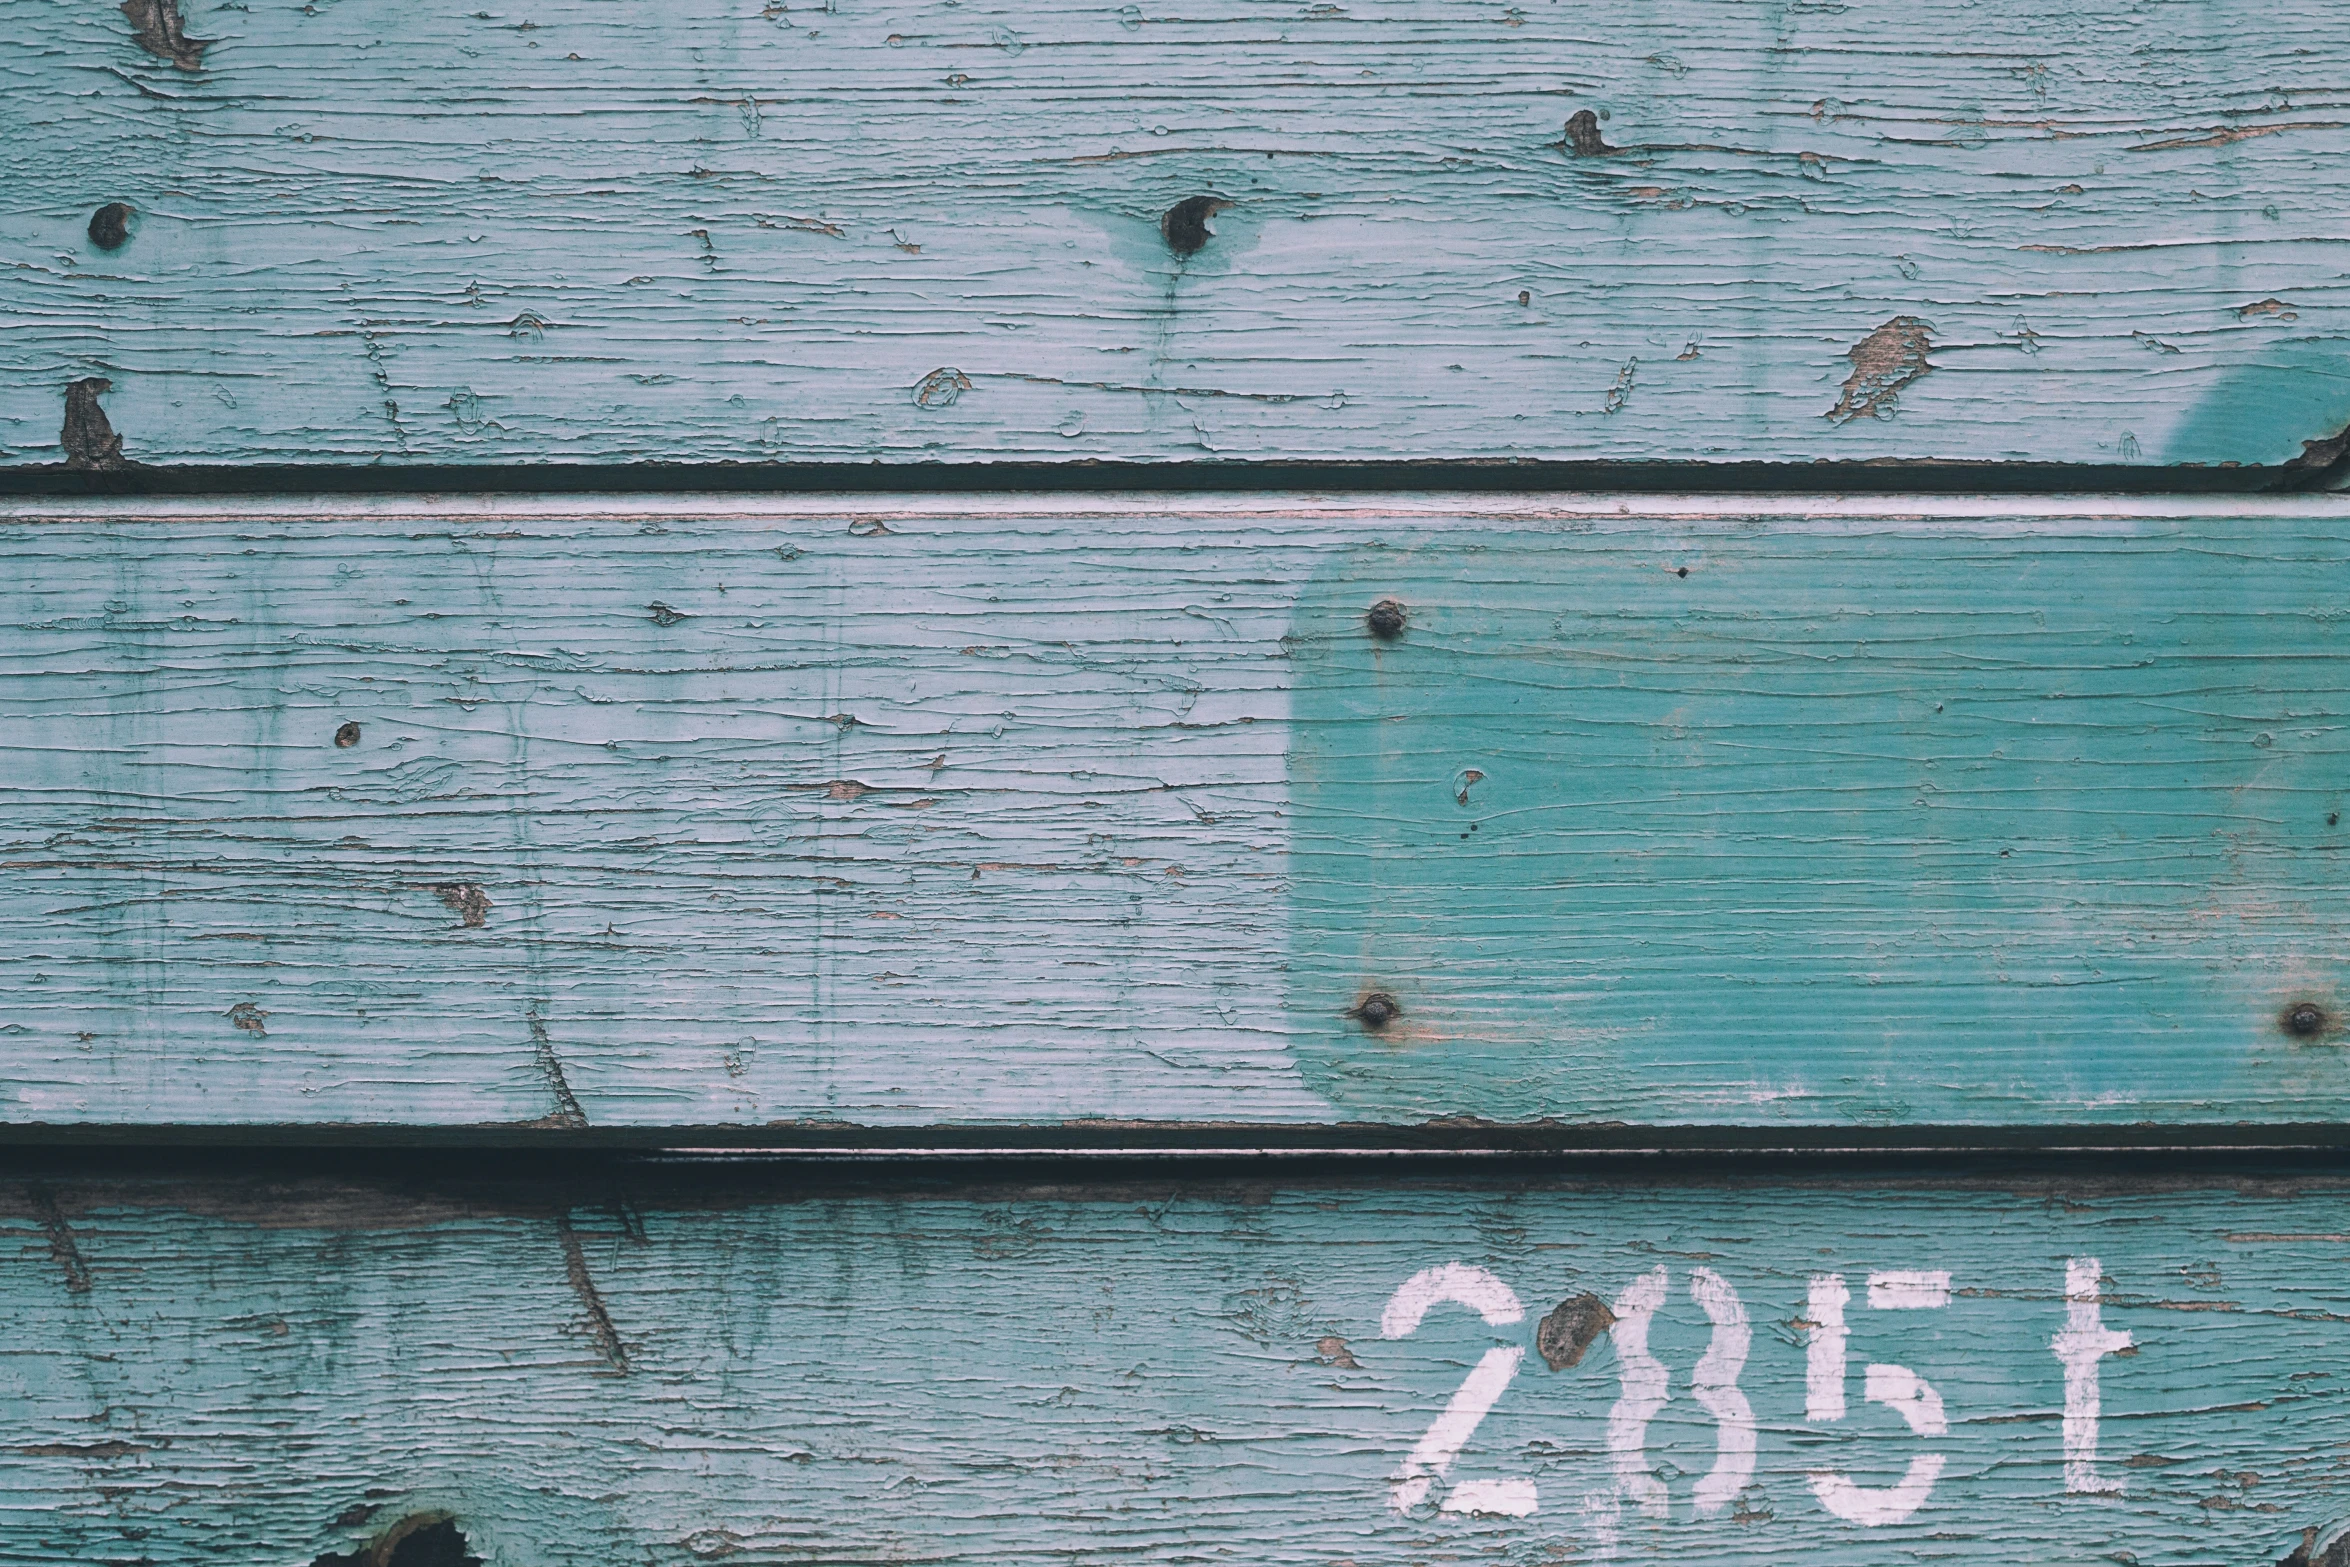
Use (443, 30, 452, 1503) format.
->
(4, 0, 2348, 468)
(5, 492, 2350, 1134)
(3, 1163, 2348, 1563)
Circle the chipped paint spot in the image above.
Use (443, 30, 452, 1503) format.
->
(1826, 316, 1933, 423)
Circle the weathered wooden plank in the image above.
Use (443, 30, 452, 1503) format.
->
(5, 492, 2349, 1135)
(4, 0, 2348, 470)
(2, 1160, 2347, 1563)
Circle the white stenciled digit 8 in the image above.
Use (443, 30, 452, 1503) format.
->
(1802, 1270, 1951, 1525)
(1380, 1263, 1538, 1517)
(1595, 1265, 1756, 1529)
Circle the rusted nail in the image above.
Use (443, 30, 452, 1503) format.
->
(1161, 195, 1228, 257)
(2282, 1001, 2330, 1039)
(1365, 599, 1408, 641)
(333, 720, 362, 748)
(1350, 992, 1401, 1032)
(1564, 108, 1618, 157)
(88, 203, 134, 251)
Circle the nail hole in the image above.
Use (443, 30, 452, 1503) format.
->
(1350, 992, 1401, 1032)
(1516, 289, 1531, 306)
(1365, 599, 1408, 641)
(1161, 195, 1226, 256)
(2282, 1001, 2330, 1039)
(314, 1513, 483, 1567)
(1564, 108, 1618, 157)
(88, 203, 134, 251)
(1676, 566, 1689, 578)
(333, 721, 362, 748)
(2330, 812, 2340, 827)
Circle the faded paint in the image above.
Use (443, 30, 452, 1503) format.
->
(0, 493, 2347, 1131)
(20, 1167, 2338, 1563)
(2, 0, 2347, 466)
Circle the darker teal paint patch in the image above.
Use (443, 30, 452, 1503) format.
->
(1286, 522, 2350, 1124)
(2162, 336, 2350, 467)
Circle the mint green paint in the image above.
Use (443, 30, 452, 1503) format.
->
(2, 0, 2347, 468)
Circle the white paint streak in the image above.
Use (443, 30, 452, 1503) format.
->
(1389, 1346, 1525, 1513)
(2052, 1256, 2134, 1496)
(1865, 1362, 1949, 1438)
(1605, 1265, 1672, 1520)
(1380, 1264, 1524, 1338)
(1806, 1273, 1851, 1422)
(1868, 1270, 1952, 1310)
(1810, 1454, 1949, 1527)
(1440, 1477, 1539, 1517)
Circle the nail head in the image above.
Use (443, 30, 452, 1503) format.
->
(1365, 599, 1408, 641)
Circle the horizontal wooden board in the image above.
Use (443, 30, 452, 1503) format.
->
(6, 492, 2350, 1136)
(5, 0, 2349, 469)
(3, 1161, 2349, 1563)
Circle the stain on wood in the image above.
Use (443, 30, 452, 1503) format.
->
(4, 0, 2346, 467)
(0, 1164, 2346, 1562)
(1, 492, 2348, 1134)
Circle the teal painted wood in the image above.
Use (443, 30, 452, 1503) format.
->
(5, 493, 2350, 1134)
(4, 0, 2349, 469)
(2, 1165, 2348, 1563)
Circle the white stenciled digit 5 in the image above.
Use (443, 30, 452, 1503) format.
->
(1380, 1263, 1538, 1517)
(1802, 1270, 1951, 1525)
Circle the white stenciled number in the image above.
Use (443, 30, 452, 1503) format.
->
(1598, 1266, 1756, 1527)
(1687, 1267, 1757, 1514)
(2052, 1257, 2132, 1495)
(1803, 1270, 1950, 1525)
(1381, 1263, 1537, 1517)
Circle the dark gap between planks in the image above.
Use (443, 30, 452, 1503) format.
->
(2, 455, 2346, 497)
